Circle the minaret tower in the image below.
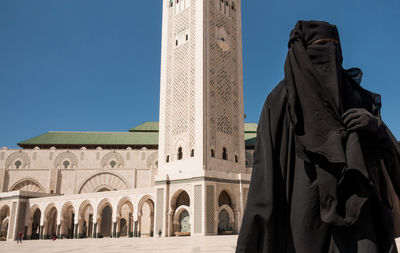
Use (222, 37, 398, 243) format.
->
(156, 0, 245, 236)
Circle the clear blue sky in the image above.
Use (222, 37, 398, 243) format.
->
(0, 0, 399, 149)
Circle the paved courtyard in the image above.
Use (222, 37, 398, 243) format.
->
(0, 235, 238, 253)
(1, 236, 400, 253)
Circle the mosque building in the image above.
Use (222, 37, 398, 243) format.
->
(0, 0, 255, 241)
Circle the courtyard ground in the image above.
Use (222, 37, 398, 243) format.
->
(1, 236, 400, 253)
(0, 235, 237, 253)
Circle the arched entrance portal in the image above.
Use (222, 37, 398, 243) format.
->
(138, 199, 154, 237)
(0, 205, 10, 239)
(217, 190, 235, 234)
(218, 209, 233, 234)
(44, 206, 57, 239)
(179, 210, 190, 232)
(30, 208, 41, 239)
(61, 203, 75, 239)
(99, 205, 112, 238)
(171, 190, 191, 236)
(116, 198, 133, 238)
(78, 201, 93, 238)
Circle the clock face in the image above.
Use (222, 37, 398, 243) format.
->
(217, 27, 230, 52)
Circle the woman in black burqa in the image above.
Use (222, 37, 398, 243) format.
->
(236, 20, 400, 253)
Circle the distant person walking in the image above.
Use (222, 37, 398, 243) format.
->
(17, 231, 23, 243)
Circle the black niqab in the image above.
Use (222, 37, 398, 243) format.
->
(236, 20, 400, 253)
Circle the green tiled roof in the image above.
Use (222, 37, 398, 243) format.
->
(18, 131, 158, 146)
(19, 122, 258, 147)
(129, 122, 159, 132)
(244, 123, 257, 133)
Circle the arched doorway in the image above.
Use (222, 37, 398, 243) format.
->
(116, 198, 133, 238)
(218, 208, 233, 234)
(171, 191, 191, 236)
(30, 208, 41, 239)
(0, 205, 10, 239)
(178, 210, 190, 232)
(138, 197, 154, 237)
(78, 201, 93, 238)
(60, 203, 75, 239)
(99, 205, 112, 238)
(217, 190, 235, 234)
(43, 205, 58, 239)
(0, 219, 8, 240)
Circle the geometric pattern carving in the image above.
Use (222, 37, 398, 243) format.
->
(163, 0, 196, 159)
(5, 151, 31, 169)
(54, 151, 78, 169)
(155, 188, 164, 234)
(101, 152, 124, 169)
(208, 0, 239, 153)
(146, 152, 158, 169)
(78, 172, 128, 193)
(194, 185, 202, 233)
(206, 185, 215, 233)
(10, 178, 44, 192)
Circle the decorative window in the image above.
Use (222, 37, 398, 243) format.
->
(216, 27, 230, 52)
(190, 149, 194, 157)
(175, 0, 190, 15)
(14, 160, 22, 169)
(218, 0, 234, 18)
(211, 149, 215, 157)
(63, 160, 70, 169)
(235, 155, 238, 163)
(175, 29, 189, 47)
(177, 147, 183, 160)
(109, 160, 117, 168)
(166, 155, 170, 163)
(222, 147, 228, 160)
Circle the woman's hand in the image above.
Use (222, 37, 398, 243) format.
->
(342, 108, 379, 133)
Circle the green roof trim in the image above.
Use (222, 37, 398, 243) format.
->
(244, 123, 257, 133)
(18, 131, 158, 146)
(129, 122, 159, 132)
(19, 122, 258, 147)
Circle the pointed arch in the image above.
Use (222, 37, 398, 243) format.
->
(78, 172, 129, 193)
(10, 178, 44, 192)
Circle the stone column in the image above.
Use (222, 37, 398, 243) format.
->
(112, 222, 117, 238)
(167, 211, 174, 237)
(74, 224, 78, 239)
(93, 223, 97, 238)
(39, 225, 44, 240)
(23, 226, 28, 240)
(116, 218, 120, 238)
(150, 214, 154, 237)
(27, 220, 32, 240)
(57, 224, 61, 239)
(128, 217, 133, 237)
(233, 209, 239, 234)
(134, 220, 138, 237)
(137, 213, 142, 237)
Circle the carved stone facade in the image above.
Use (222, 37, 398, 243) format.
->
(0, 0, 253, 241)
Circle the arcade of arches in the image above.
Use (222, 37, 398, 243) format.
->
(4, 195, 156, 240)
(0, 187, 240, 240)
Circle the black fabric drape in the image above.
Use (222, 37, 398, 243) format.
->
(236, 21, 400, 253)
